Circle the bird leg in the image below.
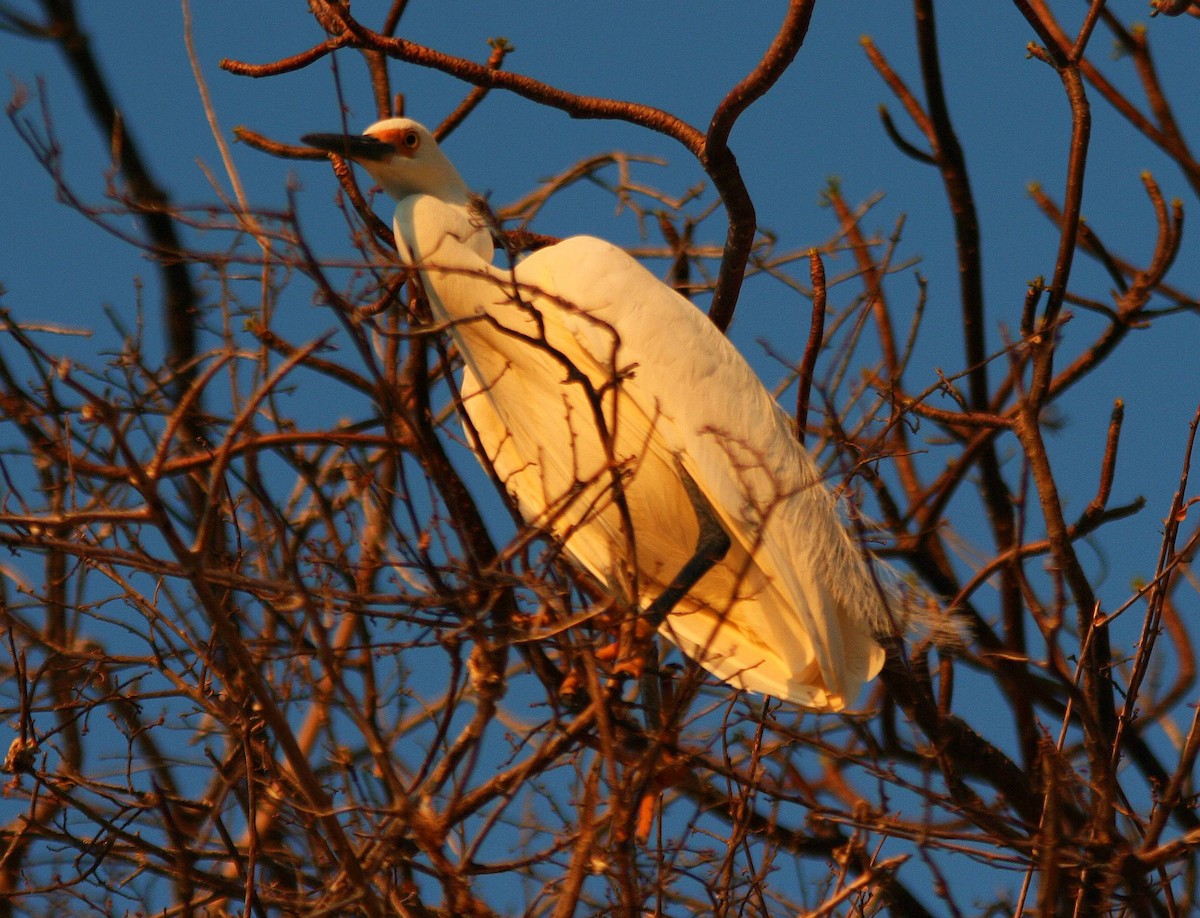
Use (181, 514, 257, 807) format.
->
(644, 461, 732, 630)
(611, 460, 731, 689)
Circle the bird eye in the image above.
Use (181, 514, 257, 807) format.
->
(402, 130, 420, 150)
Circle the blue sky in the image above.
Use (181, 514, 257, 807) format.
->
(3, 2, 1198, 913)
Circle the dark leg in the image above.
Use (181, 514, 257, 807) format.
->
(631, 461, 731, 725)
(642, 461, 732, 629)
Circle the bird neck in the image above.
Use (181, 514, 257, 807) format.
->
(392, 194, 495, 272)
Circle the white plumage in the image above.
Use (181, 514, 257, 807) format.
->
(305, 118, 891, 710)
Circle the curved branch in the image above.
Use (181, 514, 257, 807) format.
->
(704, 0, 816, 330)
(222, 30, 702, 152)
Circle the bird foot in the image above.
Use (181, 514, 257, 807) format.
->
(596, 616, 656, 679)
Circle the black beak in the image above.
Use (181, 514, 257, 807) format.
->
(301, 133, 393, 161)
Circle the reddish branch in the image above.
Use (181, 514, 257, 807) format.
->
(223, 1, 820, 331)
(866, 3, 1036, 769)
(703, 0, 817, 329)
(795, 250, 827, 445)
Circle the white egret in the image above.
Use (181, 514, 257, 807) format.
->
(304, 118, 895, 710)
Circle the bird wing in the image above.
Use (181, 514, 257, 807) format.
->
(513, 236, 886, 708)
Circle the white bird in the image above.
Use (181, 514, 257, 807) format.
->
(304, 118, 893, 710)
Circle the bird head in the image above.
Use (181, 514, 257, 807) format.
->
(303, 117, 470, 205)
